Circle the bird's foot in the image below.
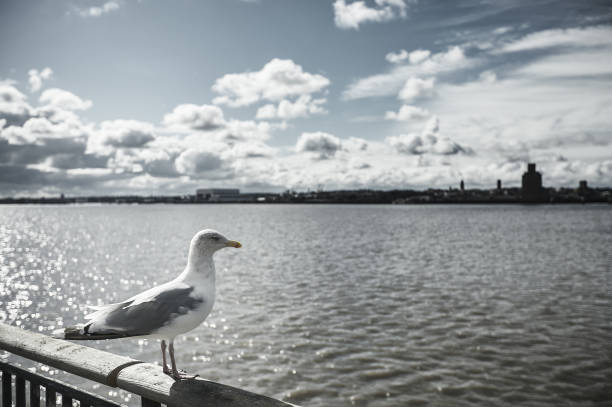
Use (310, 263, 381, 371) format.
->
(170, 369, 199, 380)
(162, 365, 172, 375)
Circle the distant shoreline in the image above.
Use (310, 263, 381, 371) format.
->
(1, 199, 610, 206)
(2, 184, 612, 206)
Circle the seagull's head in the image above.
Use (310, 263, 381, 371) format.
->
(190, 229, 241, 256)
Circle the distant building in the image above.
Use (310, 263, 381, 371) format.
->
(497, 179, 502, 191)
(196, 188, 241, 202)
(521, 163, 544, 202)
(460, 179, 465, 192)
(577, 180, 590, 199)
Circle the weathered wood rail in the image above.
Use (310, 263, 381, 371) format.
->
(0, 323, 296, 407)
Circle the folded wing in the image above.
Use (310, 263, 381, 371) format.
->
(66, 283, 205, 339)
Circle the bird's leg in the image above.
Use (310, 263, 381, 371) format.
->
(168, 340, 198, 380)
(161, 340, 171, 375)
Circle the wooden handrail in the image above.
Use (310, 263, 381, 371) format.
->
(0, 323, 296, 407)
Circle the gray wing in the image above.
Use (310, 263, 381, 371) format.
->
(85, 286, 205, 337)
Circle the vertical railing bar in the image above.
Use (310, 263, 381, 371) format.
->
(2, 370, 12, 407)
(0, 364, 119, 407)
(30, 381, 41, 407)
(141, 397, 162, 407)
(45, 387, 56, 407)
(16, 376, 26, 407)
(61, 394, 72, 407)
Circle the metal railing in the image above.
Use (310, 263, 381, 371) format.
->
(1, 361, 121, 406)
(0, 323, 295, 407)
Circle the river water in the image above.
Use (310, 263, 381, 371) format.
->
(0, 204, 611, 406)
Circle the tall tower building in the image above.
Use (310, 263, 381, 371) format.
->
(521, 163, 544, 202)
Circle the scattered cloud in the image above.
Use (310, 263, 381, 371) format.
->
(39, 88, 92, 111)
(97, 120, 156, 148)
(398, 77, 434, 102)
(497, 25, 612, 53)
(333, 0, 409, 30)
(221, 119, 275, 142)
(343, 46, 469, 100)
(79, 1, 120, 18)
(387, 116, 471, 155)
(408, 49, 431, 64)
(385, 104, 429, 121)
(0, 84, 33, 126)
(427, 26, 612, 148)
(296, 132, 342, 160)
(28, 68, 53, 93)
(212, 58, 329, 108)
(492, 26, 513, 36)
(174, 148, 228, 178)
(386, 49, 408, 64)
(163, 104, 225, 131)
(255, 95, 327, 120)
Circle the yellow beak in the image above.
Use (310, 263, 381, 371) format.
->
(225, 240, 242, 248)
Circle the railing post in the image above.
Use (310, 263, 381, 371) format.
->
(45, 387, 56, 407)
(2, 371, 11, 407)
(30, 382, 41, 407)
(16, 376, 26, 407)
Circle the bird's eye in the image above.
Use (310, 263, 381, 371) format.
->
(210, 235, 221, 241)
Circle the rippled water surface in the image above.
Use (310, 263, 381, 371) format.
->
(1, 204, 611, 406)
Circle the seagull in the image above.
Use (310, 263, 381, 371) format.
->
(58, 229, 241, 380)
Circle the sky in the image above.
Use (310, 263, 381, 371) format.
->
(1, 0, 611, 196)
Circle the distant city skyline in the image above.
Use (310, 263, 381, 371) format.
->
(1, 0, 612, 196)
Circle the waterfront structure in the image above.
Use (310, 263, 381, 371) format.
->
(577, 180, 592, 200)
(0, 323, 291, 407)
(521, 163, 544, 202)
(497, 179, 502, 191)
(196, 188, 241, 202)
(460, 180, 465, 192)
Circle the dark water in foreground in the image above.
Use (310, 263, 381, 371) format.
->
(1, 204, 611, 406)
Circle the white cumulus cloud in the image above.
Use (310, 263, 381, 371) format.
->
(98, 120, 156, 148)
(163, 104, 226, 131)
(385, 104, 430, 121)
(386, 49, 408, 64)
(398, 77, 435, 102)
(333, 0, 408, 30)
(383, 49, 432, 65)
(255, 95, 327, 120)
(296, 132, 342, 160)
(408, 49, 431, 64)
(212, 59, 330, 107)
(344, 46, 469, 100)
(175, 148, 228, 179)
(0, 84, 33, 125)
(387, 116, 470, 155)
(28, 68, 53, 93)
(39, 88, 92, 111)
